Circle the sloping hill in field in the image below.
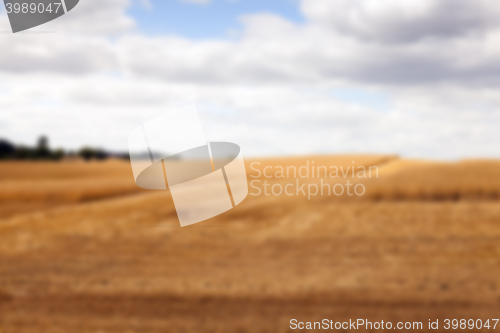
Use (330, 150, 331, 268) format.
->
(364, 159, 500, 201)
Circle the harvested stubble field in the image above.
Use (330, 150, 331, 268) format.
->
(1, 156, 500, 332)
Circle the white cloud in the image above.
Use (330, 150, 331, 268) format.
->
(122, 10, 500, 86)
(301, 0, 500, 43)
(36, 0, 135, 34)
(0, 33, 116, 74)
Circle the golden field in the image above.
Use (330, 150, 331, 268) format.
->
(1, 156, 500, 332)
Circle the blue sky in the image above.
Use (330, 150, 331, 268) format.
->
(129, 0, 304, 38)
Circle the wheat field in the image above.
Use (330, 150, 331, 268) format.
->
(1, 156, 500, 332)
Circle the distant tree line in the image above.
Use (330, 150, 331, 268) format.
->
(0, 136, 129, 161)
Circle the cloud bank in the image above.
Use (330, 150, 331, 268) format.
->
(1, 0, 500, 159)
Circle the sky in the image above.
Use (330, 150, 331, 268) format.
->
(1, 0, 500, 159)
(129, 0, 304, 38)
